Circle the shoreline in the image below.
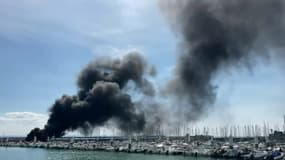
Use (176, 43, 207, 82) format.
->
(0, 142, 204, 157)
(0, 145, 203, 157)
(1, 140, 285, 159)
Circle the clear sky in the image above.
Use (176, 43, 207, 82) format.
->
(0, 0, 285, 136)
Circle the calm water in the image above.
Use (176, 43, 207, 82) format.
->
(0, 147, 220, 160)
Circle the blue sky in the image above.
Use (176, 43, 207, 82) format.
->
(0, 0, 285, 136)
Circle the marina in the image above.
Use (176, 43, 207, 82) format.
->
(1, 133, 285, 160)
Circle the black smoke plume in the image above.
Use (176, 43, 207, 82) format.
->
(160, 0, 285, 121)
(26, 52, 154, 141)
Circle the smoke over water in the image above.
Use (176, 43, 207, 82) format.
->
(160, 0, 285, 121)
(27, 0, 285, 141)
(26, 52, 154, 141)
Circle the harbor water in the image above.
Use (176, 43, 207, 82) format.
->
(0, 147, 227, 160)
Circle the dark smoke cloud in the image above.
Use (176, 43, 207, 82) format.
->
(26, 52, 153, 141)
(160, 0, 285, 121)
(77, 52, 155, 98)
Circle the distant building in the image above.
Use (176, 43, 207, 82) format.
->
(190, 135, 213, 142)
(269, 131, 285, 142)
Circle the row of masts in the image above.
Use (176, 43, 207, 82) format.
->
(82, 122, 284, 138)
